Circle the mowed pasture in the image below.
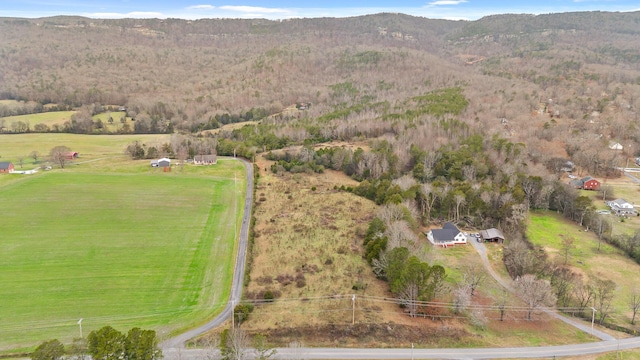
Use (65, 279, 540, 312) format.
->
(0, 149, 246, 353)
(2, 111, 76, 128)
(0, 133, 169, 162)
(1, 110, 135, 133)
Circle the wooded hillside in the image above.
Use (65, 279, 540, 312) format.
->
(2, 12, 639, 165)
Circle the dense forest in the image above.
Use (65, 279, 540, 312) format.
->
(3, 11, 640, 327)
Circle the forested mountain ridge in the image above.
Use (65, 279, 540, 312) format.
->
(1, 11, 640, 173)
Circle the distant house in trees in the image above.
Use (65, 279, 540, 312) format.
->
(193, 154, 217, 165)
(480, 228, 505, 243)
(570, 176, 600, 190)
(607, 198, 638, 216)
(0, 162, 14, 173)
(426, 222, 467, 247)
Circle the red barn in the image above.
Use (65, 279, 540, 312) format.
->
(571, 176, 600, 190)
(0, 162, 14, 173)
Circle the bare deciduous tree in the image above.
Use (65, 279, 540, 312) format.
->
(462, 264, 486, 296)
(503, 239, 537, 278)
(454, 193, 466, 222)
(593, 277, 616, 325)
(385, 220, 418, 250)
(452, 284, 471, 314)
(629, 289, 640, 325)
(287, 341, 307, 360)
(560, 235, 575, 265)
(514, 274, 557, 321)
(496, 289, 509, 321)
(49, 145, 72, 169)
(377, 203, 405, 226)
(550, 266, 579, 309)
(253, 334, 277, 360)
(573, 280, 595, 315)
(220, 327, 250, 360)
(29, 150, 40, 164)
(419, 183, 438, 222)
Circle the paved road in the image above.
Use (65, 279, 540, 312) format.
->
(163, 336, 640, 359)
(161, 157, 253, 349)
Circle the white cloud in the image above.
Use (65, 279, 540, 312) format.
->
(218, 5, 292, 14)
(428, 0, 468, 6)
(186, 5, 216, 10)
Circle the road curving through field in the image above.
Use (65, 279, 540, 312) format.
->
(161, 157, 253, 349)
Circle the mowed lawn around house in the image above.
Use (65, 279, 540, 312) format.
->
(0, 159, 246, 353)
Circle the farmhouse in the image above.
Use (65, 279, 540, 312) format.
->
(607, 198, 638, 216)
(194, 154, 217, 165)
(480, 228, 505, 243)
(0, 162, 15, 173)
(570, 176, 600, 190)
(426, 222, 467, 247)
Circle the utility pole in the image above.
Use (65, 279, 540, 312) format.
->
(591, 307, 597, 335)
(77, 318, 83, 338)
(351, 294, 355, 325)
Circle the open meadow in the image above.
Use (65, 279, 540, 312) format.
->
(1, 110, 135, 133)
(0, 135, 245, 354)
(528, 211, 640, 328)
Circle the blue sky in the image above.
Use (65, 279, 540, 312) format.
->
(1, 0, 638, 21)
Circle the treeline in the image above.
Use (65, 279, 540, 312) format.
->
(362, 209, 447, 318)
(31, 326, 161, 360)
(189, 108, 272, 133)
(0, 101, 72, 118)
(125, 135, 217, 160)
(1, 100, 278, 135)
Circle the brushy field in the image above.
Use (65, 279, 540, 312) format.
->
(0, 155, 245, 353)
(528, 211, 640, 328)
(237, 155, 591, 349)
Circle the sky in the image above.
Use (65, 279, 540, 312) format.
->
(0, 0, 639, 21)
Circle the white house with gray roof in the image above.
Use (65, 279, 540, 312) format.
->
(607, 198, 638, 216)
(426, 222, 467, 247)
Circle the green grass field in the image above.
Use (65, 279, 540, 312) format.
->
(0, 133, 170, 164)
(0, 155, 245, 353)
(2, 111, 76, 127)
(1, 110, 136, 133)
(527, 210, 640, 327)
